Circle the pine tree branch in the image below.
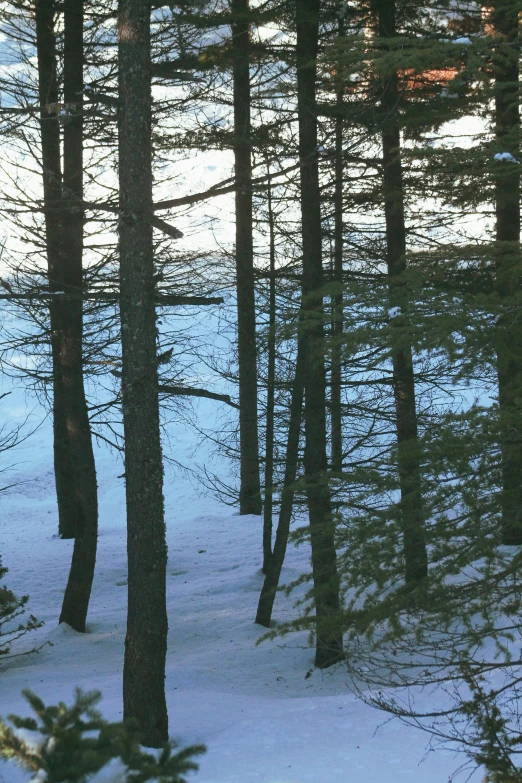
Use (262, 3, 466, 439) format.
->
(151, 215, 184, 239)
(0, 292, 223, 306)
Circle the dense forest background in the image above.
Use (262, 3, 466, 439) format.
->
(1, 0, 522, 781)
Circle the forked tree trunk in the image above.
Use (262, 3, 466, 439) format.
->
(489, 0, 522, 545)
(119, 0, 168, 747)
(256, 336, 305, 628)
(35, 0, 77, 541)
(58, 0, 98, 632)
(231, 0, 262, 516)
(262, 170, 276, 574)
(295, 0, 344, 668)
(374, 0, 428, 585)
(35, 0, 98, 629)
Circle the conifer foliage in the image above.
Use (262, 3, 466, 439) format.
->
(2, 0, 522, 777)
(0, 689, 205, 783)
(0, 558, 41, 658)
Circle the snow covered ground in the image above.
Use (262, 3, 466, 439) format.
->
(0, 386, 464, 783)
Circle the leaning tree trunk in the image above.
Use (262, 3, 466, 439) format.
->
(119, 0, 168, 747)
(374, 0, 428, 585)
(231, 0, 262, 516)
(489, 0, 522, 545)
(295, 0, 344, 669)
(262, 169, 276, 574)
(58, 0, 99, 632)
(256, 334, 305, 628)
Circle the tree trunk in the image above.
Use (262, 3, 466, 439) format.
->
(262, 169, 276, 574)
(295, 0, 344, 668)
(118, 0, 168, 747)
(374, 0, 428, 584)
(231, 0, 262, 516)
(330, 20, 345, 475)
(34, 0, 77, 541)
(489, 0, 522, 545)
(256, 336, 305, 627)
(58, 0, 99, 633)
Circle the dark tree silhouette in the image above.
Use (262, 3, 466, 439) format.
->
(231, 0, 262, 517)
(295, 0, 343, 668)
(118, 0, 168, 747)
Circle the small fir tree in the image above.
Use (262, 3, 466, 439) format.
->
(0, 557, 42, 658)
(0, 689, 206, 783)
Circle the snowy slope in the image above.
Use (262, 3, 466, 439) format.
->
(0, 386, 463, 783)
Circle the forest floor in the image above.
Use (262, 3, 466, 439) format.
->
(0, 387, 464, 783)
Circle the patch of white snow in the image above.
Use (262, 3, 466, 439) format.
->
(12, 729, 46, 753)
(87, 758, 127, 783)
(494, 152, 520, 164)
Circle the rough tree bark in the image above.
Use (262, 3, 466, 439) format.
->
(119, 0, 168, 747)
(231, 0, 262, 516)
(374, 0, 428, 584)
(58, 0, 99, 632)
(489, 0, 522, 545)
(295, 0, 344, 668)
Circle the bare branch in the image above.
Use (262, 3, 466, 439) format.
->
(158, 385, 239, 408)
